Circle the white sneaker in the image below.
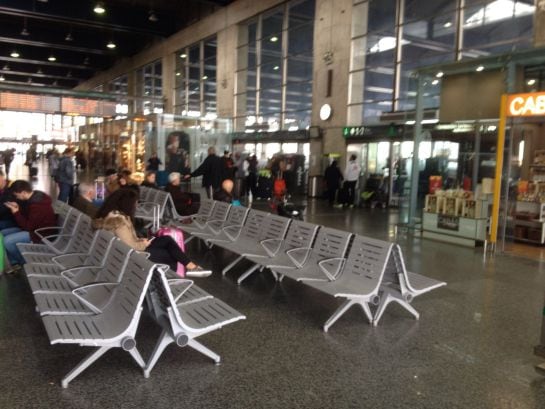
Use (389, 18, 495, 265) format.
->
(185, 266, 212, 278)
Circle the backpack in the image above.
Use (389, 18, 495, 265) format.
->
(154, 226, 186, 278)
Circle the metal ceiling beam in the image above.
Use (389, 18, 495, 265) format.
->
(0, 6, 166, 37)
(0, 70, 82, 81)
(0, 56, 93, 70)
(0, 36, 108, 55)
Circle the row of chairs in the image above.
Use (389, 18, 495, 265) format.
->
(172, 199, 447, 331)
(16, 201, 245, 388)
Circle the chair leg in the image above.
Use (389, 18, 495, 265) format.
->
(188, 339, 221, 364)
(357, 301, 374, 324)
(184, 235, 196, 245)
(128, 347, 146, 369)
(222, 255, 244, 276)
(373, 290, 420, 326)
(61, 346, 110, 388)
(323, 299, 356, 332)
(237, 264, 260, 285)
(143, 329, 174, 378)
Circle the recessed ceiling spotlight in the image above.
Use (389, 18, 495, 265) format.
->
(436, 71, 444, 78)
(202, 75, 208, 80)
(273, 65, 279, 70)
(21, 27, 30, 36)
(270, 36, 279, 42)
(94, 2, 106, 14)
(65, 32, 73, 41)
(175, 72, 181, 76)
(48, 55, 56, 62)
(0, 75, 5, 82)
(180, 53, 187, 58)
(3, 64, 9, 70)
(106, 41, 116, 49)
(148, 10, 158, 22)
(432, 79, 439, 85)
(443, 22, 452, 28)
(527, 79, 536, 86)
(10, 51, 20, 58)
(476, 65, 484, 72)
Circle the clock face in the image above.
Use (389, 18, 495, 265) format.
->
(320, 103, 332, 120)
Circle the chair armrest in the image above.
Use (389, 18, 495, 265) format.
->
(286, 247, 312, 268)
(260, 238, 284, 257)
(52, 252, 88, 267)
(39, 233, 73, 243)
(72, 282, 119, 314)
(166, 278, 194, 303)
(60, 265, 103, 283)
(318, 257, 346, 281)
(223, 224, 243, 241)
(135, 251, 151, 259)
(34, 226, 63, 234)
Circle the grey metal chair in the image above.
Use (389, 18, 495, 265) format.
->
(30, 240, 134, 314)
(218, 213, 292, 280)
(40, 251, 157, 388)
(237, 221, 320, 284)
(301, 235, 393, 331)
(173, 201, 231, 244)
(271, 227, 353, 283)
(144, 267, 245, 378)
(190, 205, 250, 242)
(206, 208, 268, 247)
(373, 243, 447, 325)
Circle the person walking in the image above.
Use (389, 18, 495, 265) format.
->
(146, 152, 162, 171)
(185, 146, 222, 199)
(4, 148, 14, 178)
(245, 154, 258, 198)
(343, 154, 361, 208)
(56, 147, 76, 202)
(324, 160, 343, 207)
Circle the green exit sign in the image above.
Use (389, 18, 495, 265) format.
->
(343, 126, 370, 138)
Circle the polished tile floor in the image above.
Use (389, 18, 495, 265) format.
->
(1, 157, 545, 408)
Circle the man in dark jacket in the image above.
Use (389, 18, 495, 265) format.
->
(2, 180, 57, 271)
(185, 147, 222, 198)
(73, 182, 98, 218)
(213, 179, 234, 203)
(56, 147, 75, 202)
(324, 160, 343, 206)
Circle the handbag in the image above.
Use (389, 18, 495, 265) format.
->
(155, 226, 186, 277)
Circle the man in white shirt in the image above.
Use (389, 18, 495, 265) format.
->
(343, 154, 361, 207)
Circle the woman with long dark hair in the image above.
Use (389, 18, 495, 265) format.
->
(92, 188, 211, 277)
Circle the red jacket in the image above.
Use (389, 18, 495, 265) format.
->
(13, 191, 57, 243)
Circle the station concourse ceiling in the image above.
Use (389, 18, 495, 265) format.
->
(0, 0, 234, 89)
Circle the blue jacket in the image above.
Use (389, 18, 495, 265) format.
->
(56, 156, 74, 184)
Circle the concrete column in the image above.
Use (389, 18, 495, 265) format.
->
(162, 53, 176, 114)
(217, 25, 239, 120)
(535, 0, 545, 47)
(311, 0, 353, 175)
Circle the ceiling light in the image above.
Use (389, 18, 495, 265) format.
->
(10, 51, 20, 58)
(180, 53, 187, 58)
(270, 36, 279, 42)
(443, 22, 452, 28)
(37, 68, 43, 74)
(65, 32, 73, 41)
(94, 3, 106, 14)
(432, 79, 439, 85)
(106, 41, 116, 49)
(148, 11, 158, 22)
(273, 65, 279, 70)
(175, 72, 181, 76)
(202, 75, 208, 80)
(0, 75, 5, 82)
(48, 55, 56, 62)
(476, 65, 484, 72)
(21, 27, 29, 36)
(436, 71, 444, 78)
(527, 79, 536, 86)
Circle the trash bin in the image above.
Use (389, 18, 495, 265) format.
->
(308, 175, 324, 198)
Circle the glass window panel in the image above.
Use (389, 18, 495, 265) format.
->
(261, 32, 283, 66)
(247, 69, 257, 91)
(404, 0, 456, 23)
(367, 0, 396, 33)
(189, 45, 200, 64)
(283, 109, 311, 130)
(365, 33, 397, 68)
(403, 12, 456, 47)
(260, 88, 283, 114)
(260, 63, 283, 89)
(285, 81, 313, 111)
(362, 100, 392, 123)
(287, 54, 313, 82)
(189, 66, 200, 81)
(363, 67, 394, 102)
(289, 0, 315, 29)
(261, 8, 284, 40)
(204, 39, 217, 60)
(288, 23, 314, 55)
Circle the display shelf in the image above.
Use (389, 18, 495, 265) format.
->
(422, 211, 487, 247)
